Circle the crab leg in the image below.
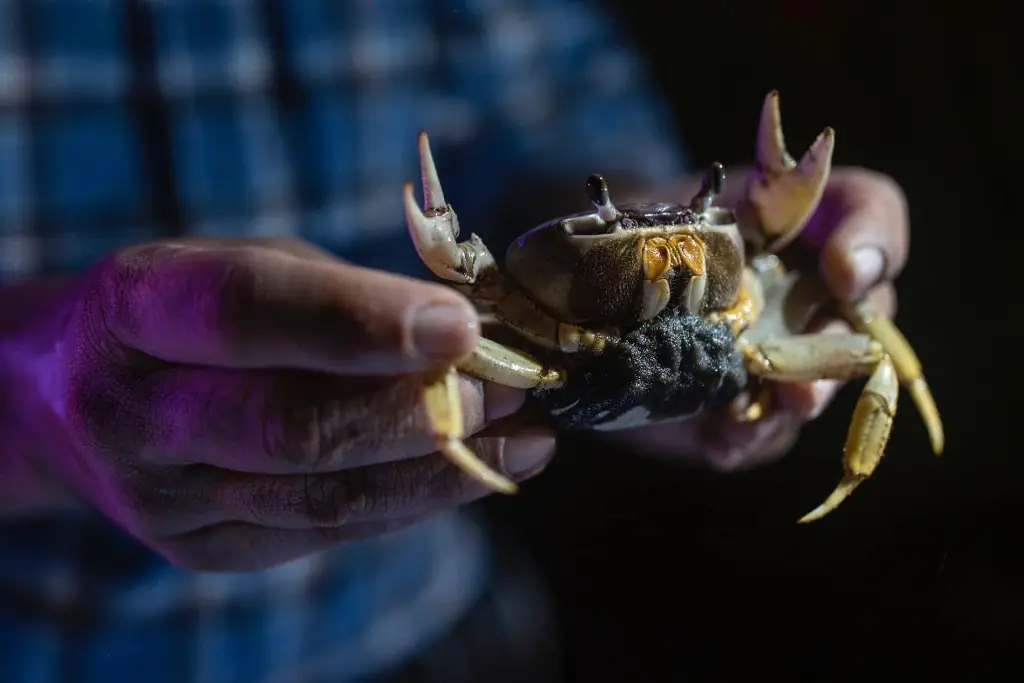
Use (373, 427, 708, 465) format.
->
(422, 339, 565, 495)
(741, 333, 899, 522)
(800, 356, 899, 523)
(422, 366, 519, 494)
(737, 90, 835, 252)
(742, 333, 885, 381)
(458, 337, 566, 389)
(838, 299, 944, 455)
(402, 132, 503, 301)
(404, 132, 614, 354)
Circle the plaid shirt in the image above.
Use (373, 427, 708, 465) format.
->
(0, 1, 686, 681)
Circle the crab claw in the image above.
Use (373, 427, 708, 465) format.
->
(799, 356, 898, 523)
(403, 132, 473, 284)
(738, 90, 836, 253)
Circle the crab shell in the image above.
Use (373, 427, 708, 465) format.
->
(504, 200, 747, 331)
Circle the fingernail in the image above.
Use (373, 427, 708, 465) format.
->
(411, 303, 479, 360)
(851, 248, 884, 294)
(502, 431, 556, 480)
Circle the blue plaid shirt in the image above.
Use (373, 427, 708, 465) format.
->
(0, 1, 686, 681)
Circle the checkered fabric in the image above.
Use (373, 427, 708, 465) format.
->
(0, 1, 687, 681)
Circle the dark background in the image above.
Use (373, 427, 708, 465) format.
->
(484, 1, 1020, 680)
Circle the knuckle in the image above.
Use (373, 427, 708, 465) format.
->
(261, 375, 422, 473)
(261, 386, 355, 470)
(89, 244, 174, 342)
(872, 172, 908, 212)
(357, 454, 449, 519)
(844, 167, 907, 213)
(64, 369, 145, 455)
(103, 242, 262, 359)
(262, 397, 325, 469)
(863, 172, 911, 250)
(358, 464, 412, 518)
(299, 474, 358, 528)
(189, 249, 262, 358)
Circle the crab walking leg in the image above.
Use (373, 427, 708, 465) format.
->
(838, 299, 944, 455)
(422, 340, 564, 496)
(741, 333, 886, 382)
(422, 366, 519, 495)
(798, 358, 899, 523)
(486, 289, 616, 353)
(458, 337, 566, 389)
(741, 333, 898, 522)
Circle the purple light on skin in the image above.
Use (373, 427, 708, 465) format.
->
(795, 185, 842, 252)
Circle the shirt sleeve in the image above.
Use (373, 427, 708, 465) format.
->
(430, 0, 686, 196)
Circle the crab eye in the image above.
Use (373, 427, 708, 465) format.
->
(689, 162, 726, 213)
(585, 173, 609, 206)
(585, 173, 619, 222)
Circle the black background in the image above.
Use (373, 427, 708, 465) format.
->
(484, 1, 1021, 680)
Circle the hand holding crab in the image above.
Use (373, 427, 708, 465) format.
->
(403, 91, 943, 522)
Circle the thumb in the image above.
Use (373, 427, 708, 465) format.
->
(92, 242, 480, 375)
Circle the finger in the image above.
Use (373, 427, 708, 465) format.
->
(697, 409, 803, 473)
(157, 236, 341, 263)
(93, 241, 480, 374)
(808, 169, 910, 300)
(214, 425, 554, 531)
(774, 282, 896, 420)
(129, 368, 525, 473)
(602, 407, 801, 472)
(152, 516, 429, 572)
(139, 421, 556, 536)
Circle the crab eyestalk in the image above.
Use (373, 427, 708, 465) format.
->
(585, 173, 620, 223)
(689, 162, 726, 214)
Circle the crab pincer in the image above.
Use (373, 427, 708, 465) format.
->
(737, 90, 835, 253)
(403, 133, 562, 494)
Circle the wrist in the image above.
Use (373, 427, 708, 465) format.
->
(0, 275, 83, 520)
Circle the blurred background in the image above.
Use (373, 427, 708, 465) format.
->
(0, 1, 1016, 681)
(483, 0, 1020, 680)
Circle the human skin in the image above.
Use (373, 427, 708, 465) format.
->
(0, 238, 554, 571)
(0, 167, 909, 570)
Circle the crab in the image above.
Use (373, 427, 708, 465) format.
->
(402, 91, 944, 523)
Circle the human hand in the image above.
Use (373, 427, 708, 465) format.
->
(4, 238, 555, 570)
(609, 167, 908, 471)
